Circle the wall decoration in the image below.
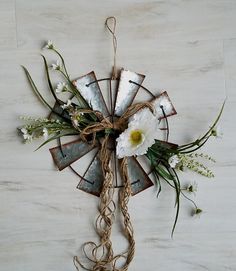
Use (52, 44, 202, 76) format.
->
(18, 17, 224, 271)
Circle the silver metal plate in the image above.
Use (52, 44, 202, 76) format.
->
(77, 151, 104, 197)
(73, 71, 109, 117)
(151, 91, 177, 119)
(49, 139, 95, 171)
(114, 69, 145, 116)
(126, 157, 154, 196)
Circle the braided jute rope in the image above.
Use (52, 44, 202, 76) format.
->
(73, 102, 153, 271)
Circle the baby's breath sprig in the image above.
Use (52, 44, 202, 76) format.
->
(186, 153, 216, 163)
(176, 153, 215, 178)
(19, 117, 78, 147)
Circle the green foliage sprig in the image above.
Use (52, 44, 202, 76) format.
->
(19, 41, 98, 148)
(146, 102, 224, 235)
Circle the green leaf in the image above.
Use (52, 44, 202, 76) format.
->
(22, 66, 53, 110)
(178, 101, 225, 152)
(35, 129, 79, 151)
(154, 164, 175, 181)
(41, 54, 60, 103)
(168, 168, 181, 237)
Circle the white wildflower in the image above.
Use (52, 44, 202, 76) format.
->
(168, 155, 180, 168)
(211, 125, 223, 138)
(44, 40, 54, 50)
(51, 60, 61, 70)
(116, 108, 159, 158)
(187, 181, 198, 193)
(70, 110, 84, 126)
(20, 127, 27, 135)
(55, 82, 68, 93)
(20, 127, 33, 142)
(61, 99, 72, 110)
(43, 128, 48, 140)
(193, 208, 203, 218)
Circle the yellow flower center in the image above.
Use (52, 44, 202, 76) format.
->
(129, 130, 143, 146)
(75, 115, 81, 121)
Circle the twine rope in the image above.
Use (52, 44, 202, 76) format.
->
(105, 17, 118, 80)
(73, 94, 153, 271)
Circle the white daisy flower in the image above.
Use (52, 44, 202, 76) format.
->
(55, 82, 68, 93)
(44, 40, 54, 50)
(211, 125, 223, 138)
(168, 155, 180, 168)
(116, 108, 159, 158)
(43, 128, 48, 140)
(61, 99, 72, 110)
(51, 60, 61, 70)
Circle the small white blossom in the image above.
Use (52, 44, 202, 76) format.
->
(211, 125, 223, 138)
(61, 99, 72, 110)
(20, 127, 27, 134)
(20, 127, 33, 141)
(55, 82, 68, 93)
(70, 110, 84, 126)
(51, 60, 61, 70)
(193, 208, 203, 218)
(44, 40, 54, 50)
(43, 128, 48, 140)
(187, 181, 198, 193)
(116, 108, 159, 158)
(168, 155, 180, 168)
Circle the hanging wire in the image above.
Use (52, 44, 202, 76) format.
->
(105, 16, 118, 80)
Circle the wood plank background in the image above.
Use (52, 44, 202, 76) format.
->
(0, 1, 235, 270)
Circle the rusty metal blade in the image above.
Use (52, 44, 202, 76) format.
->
(77, 151, 104, 197)
(73, 71, 109, 117)
(49, 139, 96, 171)
(126, 157, 154, 196)
(114, 69, 145, 116)
(152, 91, 177, 119)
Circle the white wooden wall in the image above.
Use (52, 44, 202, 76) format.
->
(0, 1, 236, 270)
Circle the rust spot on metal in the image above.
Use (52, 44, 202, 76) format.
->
(151, 91, 177, 119)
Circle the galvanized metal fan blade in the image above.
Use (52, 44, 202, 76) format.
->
(114, 69, 145, 116)
(151, 91, 177, 119)
(73, 71, 109, 117)
(126, 157, 154, 196)
(77, 151, 106, 197)
(49, 139, 96, 171)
